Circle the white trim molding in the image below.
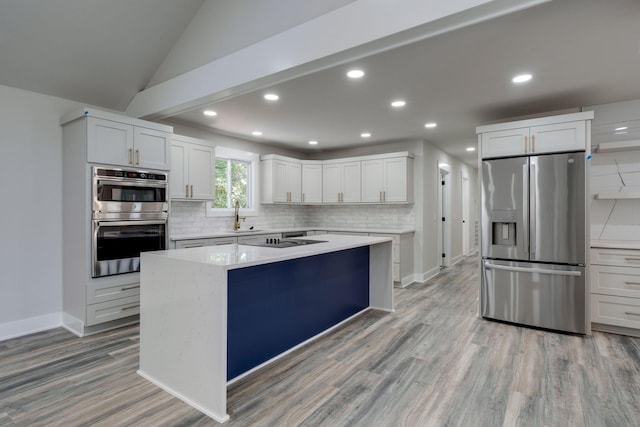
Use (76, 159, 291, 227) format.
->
(0, 312, 62, 342)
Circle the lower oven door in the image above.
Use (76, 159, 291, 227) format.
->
(92, 220, 167, 278)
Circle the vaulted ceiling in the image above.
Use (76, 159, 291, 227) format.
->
(2, 0, 639, 165)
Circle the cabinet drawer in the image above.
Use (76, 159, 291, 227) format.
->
(393, 263, 400, 282)
(591, 248, 640, 268)
(591, 294, 640, 329)
(591, 265, 640, 298)
(86, 296, 140, 326)
(87, 281, 140, 305)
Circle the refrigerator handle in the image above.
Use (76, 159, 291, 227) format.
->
(530, 162, 537, 256)
(522, 164, 529, 255)
(484, 262, 582, 277)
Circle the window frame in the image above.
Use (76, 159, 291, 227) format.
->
(206, 147, 259, 218)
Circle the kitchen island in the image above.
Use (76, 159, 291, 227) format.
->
(138, 234, 393, 422)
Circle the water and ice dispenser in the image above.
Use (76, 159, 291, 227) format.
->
(490, 210, 517, 246)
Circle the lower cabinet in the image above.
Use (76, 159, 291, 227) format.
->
(86, 295, 140, 326)
(175, 237, 237, 249)
(591, 247, 640, 334)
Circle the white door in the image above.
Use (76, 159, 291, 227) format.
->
(361, 160, 383, 202)
(273, 160, 289, 202)
(341, 162, 361, 202)
(530, 121, 586, 154)
(383, 157, 408, 202)
(438, 167, 451, 268)
(302, 163, 322, 203)
(169, 141, 189, 199)
(87, 117, 133, 166)
(322, 163, 341, 202)
(188, 144, 215, 200)
(287, 162, 302, 203)
(462, 176, 470, 256)
(134, 127, 170, 170)
(481, 128, 529, 158)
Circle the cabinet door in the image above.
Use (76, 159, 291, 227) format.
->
(287, 162, 302, 203)
(302, 164, 323, 203)
(87, 117, 134, 166)
(361, 160, 384, 202)
(341, 161, 361, 202)
(383, 157, 408, 202)
(531, 121, 586, 154)
(322, 163, 341, 202)
(273, 160, 290, 202)
(133, 127, 170, 170)
(481, 128, 529, 158)
(170, 141, 189, 199)
(188, 144, 215, 200)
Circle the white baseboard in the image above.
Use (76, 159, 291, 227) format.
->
(62, 312, 85, 337)
(0, 312, 62, 342)
(450, 254, 464, 266)
(402, 267, 441, 287)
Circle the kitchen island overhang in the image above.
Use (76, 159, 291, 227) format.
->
(138, 234, 394, 423)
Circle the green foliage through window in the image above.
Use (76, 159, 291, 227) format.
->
(213, 158, 250, 208)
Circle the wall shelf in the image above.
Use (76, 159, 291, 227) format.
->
(594, 139, 640, 153)
(595, 191, 640, 200)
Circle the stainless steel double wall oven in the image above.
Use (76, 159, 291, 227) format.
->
(92, 167, 168, 277)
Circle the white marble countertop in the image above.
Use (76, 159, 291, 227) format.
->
(149, 234, 393, 270)
(170, 227, 415, 241)
(591, 240, 640, 250)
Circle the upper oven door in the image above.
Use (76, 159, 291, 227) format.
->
(93, 167, 168, 219)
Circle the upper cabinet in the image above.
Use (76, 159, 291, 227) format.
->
(361, 156, 414, 203)
(477, 111, 594, 159)
(261, 155, 302, 203)
(301, 161, 323, 204)
(170, 135, 215, 201)
(323, 160, 361, 203)
(61, 107, 172, 171)
(261, 152, 414, 205)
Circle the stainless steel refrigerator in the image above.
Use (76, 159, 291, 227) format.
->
(481, 152, 587, 334)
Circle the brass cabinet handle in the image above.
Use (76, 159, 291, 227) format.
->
(625, 257, 640, 261)
(383, 191, 386, 202)
(121, 284, 140, 291)
(302, 193, 305, 203)
(129, 148, 133, 165)
(190, 185, 194, 198)
(185, 185, 189, 198)
(625, 311, 640, 316)
(625, 281, 640, 286)
(532, 135, 536, 152)
(121, 303, 141, 311)
(135, 149, 140, 165)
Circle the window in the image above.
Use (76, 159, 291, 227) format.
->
(213, 158, 251, 209)
(206, 147, 259, 218)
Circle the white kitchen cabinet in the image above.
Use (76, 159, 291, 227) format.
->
(301, 161, 323, 204)
(60, 107, 173, 337)
(170, 135, 215, 200)
(86, 116, 171, 170)
(261, 155, 302, 203)
(591, 246, 640, 336)
(477, 111, 593, 159)
(175, 237, 237, 249)
(361, 155, 413, 203)
(323, 161, 361, 203)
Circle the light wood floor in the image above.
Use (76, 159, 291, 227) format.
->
(2, 256, 640, 426)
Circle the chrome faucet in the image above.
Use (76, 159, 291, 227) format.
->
(233, 200, 247, 231)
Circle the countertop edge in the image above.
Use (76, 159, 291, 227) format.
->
(171, 227, 416, 241)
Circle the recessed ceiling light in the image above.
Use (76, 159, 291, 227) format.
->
(203, 110, 217, 117)
(264, 93, 279, 101)
(466, 147, 476, 152)
(308, 140, 318, 145)
(347, 69, 365, 79)
(424, 122, 437, 128)
(391, 100, 406, 108)
(615, 126, 628, 131)
(512, 73, 532, 84)
(252, 131, 262, 136)
(361, 132, 371, 138)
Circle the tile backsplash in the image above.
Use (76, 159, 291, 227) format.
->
(590, 149, 640, 241)
(170, 201, 416, 236)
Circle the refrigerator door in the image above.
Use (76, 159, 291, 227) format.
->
(481, 259, 586, 334)
(481, 157, 529, 260)
(530, 153, 585, 265)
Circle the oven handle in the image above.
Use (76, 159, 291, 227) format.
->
(96, 178, 167, 189)
(94, 220, 167, 227)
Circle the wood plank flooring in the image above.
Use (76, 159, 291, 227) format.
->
(2, 256, 640, 426)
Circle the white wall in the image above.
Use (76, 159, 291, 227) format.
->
(0, 85, 80, 339)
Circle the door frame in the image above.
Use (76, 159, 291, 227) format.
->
(462, 175, 470, 256)
(437, 162, 451, 268)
